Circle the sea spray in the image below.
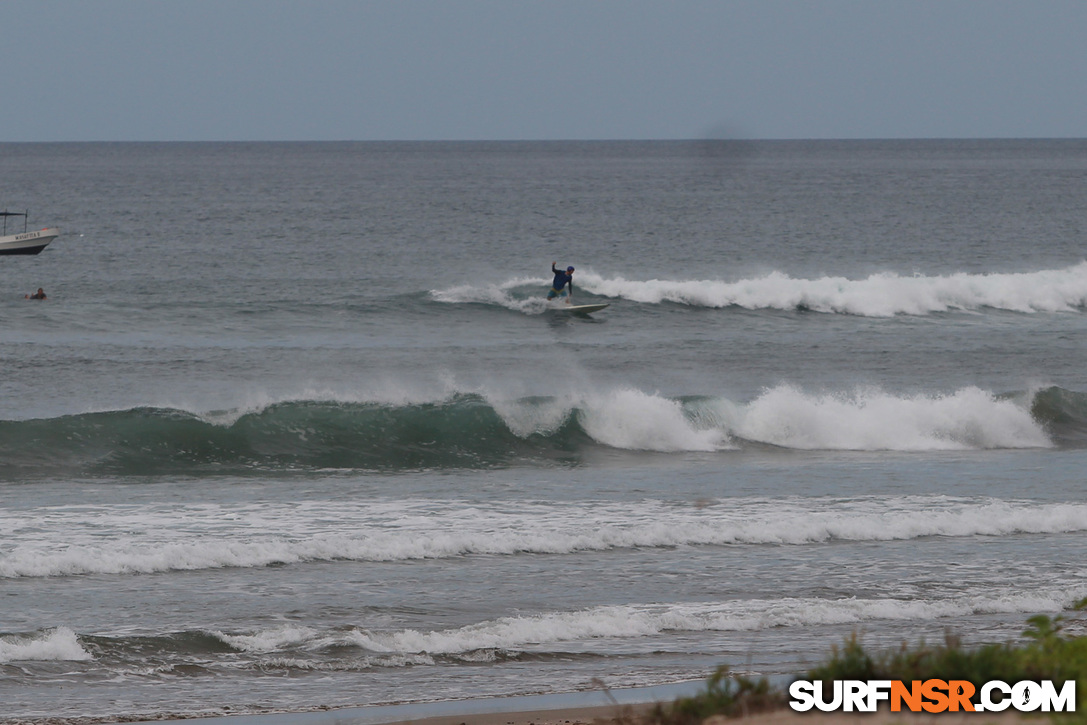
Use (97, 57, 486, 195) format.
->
(429, 276, 550, 313)
(575, 388, 728, 452)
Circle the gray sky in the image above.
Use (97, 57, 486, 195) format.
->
(5, 0, 1087, 141)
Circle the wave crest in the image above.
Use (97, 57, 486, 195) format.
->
(0, 384, 1067, 477)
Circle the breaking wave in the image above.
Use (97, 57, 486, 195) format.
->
(0, 627, 92, 663)
(432, 263, 1087, 316)
(0, 385, 1078, 477)
(5, 496, 1087, 578)
(7, 586, 1082, 667)
(13, 588, 1079, 664)
(340, 589, 1087, 655)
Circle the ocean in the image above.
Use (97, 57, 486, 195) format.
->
(1, 139, 1086, 723)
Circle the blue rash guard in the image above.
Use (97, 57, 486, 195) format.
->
(548, 264, 573, 298)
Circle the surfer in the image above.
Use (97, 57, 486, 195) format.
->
(547, 262, 574, 303)
(25, 287, 46, 300)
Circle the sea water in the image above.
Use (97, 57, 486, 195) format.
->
(1, 140, 1086, 722)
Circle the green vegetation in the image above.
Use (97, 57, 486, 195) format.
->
(646, 666, 787, 724)
(646, 600, 1087, 723)
(807, 612, 1087, 699)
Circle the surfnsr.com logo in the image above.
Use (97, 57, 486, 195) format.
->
(789, 679, 1076, 713)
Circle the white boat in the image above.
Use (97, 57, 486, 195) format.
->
(0, 211, 59, 255)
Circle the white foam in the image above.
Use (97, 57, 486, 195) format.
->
(4, 495, 1086, 577)
(575, 388, 729, 452)
(220, 588, 1086, 657)
(489, 395, 573, 438)
(0, 627, 92, 663)
(718, 384, 1051, 451)
(575, 263, 1087, 316)
(212, 625, 319, 653)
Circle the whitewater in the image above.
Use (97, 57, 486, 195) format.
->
(3, 139, 1087, 723)
(0, 383, 1059, 480)
(4, 495, 1087, 579)
(431, 262, 1087, 316)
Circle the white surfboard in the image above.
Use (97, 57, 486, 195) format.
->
(555, 303, 609, 314)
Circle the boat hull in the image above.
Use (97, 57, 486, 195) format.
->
(0, 228, 58, 255)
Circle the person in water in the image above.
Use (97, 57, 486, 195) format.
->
(25, 288, 46, 300)
(547, 262, 574, 303)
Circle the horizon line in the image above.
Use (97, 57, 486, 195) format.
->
(2, 135, 1085, 144)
